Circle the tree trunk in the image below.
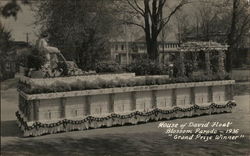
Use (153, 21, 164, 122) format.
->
(143, 0, 159, 60)
(226, 0, 238, 73)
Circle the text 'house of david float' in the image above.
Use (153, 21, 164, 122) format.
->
(16, 41, 236, 136)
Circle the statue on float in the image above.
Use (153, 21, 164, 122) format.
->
(28, 32, 84, 78)
(36, 33, 62, 69)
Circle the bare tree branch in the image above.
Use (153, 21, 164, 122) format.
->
(123, 20, 145, 30)
(158, 0, 188, 35)
(126, 0, 144, 17)
(123, 0, 188, 60)
(133, 0, 145, 15)
(234, 14, 250, 46)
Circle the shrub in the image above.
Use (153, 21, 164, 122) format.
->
(125, 58, 169, 76)
(95, 61, 123, 73)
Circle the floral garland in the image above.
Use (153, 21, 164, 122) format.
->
(16, 101, 236, 137)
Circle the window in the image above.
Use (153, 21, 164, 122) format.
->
(5, 62, 11, 71)
(121, 45, 124, 50)
(115, 45, 118, 50)
(115, 55, 120, 62)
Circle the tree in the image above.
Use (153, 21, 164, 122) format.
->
(35, 0, 120, 70)
(175, 11, 191, 42)
(177, 0, 249, 71)
(195, 3, 220, 41)
(0, 0, 30, 19)
(181, 1, 230, 42)
(121, 0, 188, 60)
(227, 0, 250, 72)
(0, 23, 13, 80)
(0, 23, 12, 52)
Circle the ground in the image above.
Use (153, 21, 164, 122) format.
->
(1, 78, 250, 156)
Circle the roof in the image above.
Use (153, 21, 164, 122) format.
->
(178, 41, 229, 52)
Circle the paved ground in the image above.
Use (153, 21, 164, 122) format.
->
(1, 78, 250, 156)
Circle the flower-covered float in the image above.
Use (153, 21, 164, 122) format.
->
(16, 41, 236, 136)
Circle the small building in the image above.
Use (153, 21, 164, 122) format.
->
(110, 36, 180, 65)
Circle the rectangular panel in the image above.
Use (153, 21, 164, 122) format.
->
(114, 93, 132, 113)
(176, 88, 191, 106)
(156, 90, 172, 108)
(212, 86, 225, 103)
(39, 99, 61, 120)
(90, 95, 109, 115)
(65, 96, 87, 118)
(135, 91, 153, 111)
(195, 87, 208, 104)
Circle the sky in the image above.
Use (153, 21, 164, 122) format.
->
(0, 2, 38, 44)
(0, 0, 196, 44)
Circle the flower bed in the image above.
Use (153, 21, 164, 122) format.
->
(18, 73, 230, 95)
(18, 80, 234, 100)
(16, 101, 236, 137)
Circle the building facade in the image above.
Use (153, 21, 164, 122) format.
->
(110, 39, 180, 65)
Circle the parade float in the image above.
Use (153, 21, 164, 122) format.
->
(16, 41, 236, 136)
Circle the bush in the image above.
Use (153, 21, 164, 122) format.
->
(95, 61, 123, 73)
(125, 58, 169, 76)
